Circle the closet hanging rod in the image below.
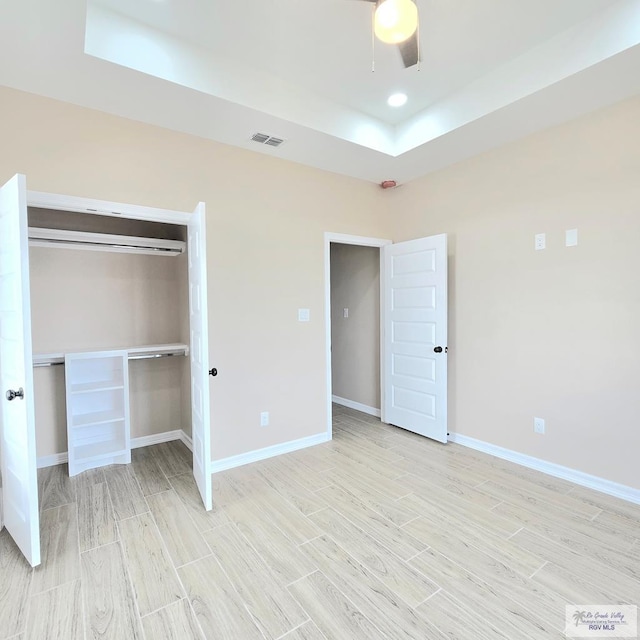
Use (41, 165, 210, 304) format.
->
(32, 352, 186, 367)
(28, 227, 186, 257)
(128, 351, 185, 361)
(33, 344, 189, 367)
(33, 359, 65, 368)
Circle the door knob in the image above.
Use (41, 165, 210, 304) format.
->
(209, 368, 218, 377)
(6, 387, 24, 401)
(433, 346, 443, 353)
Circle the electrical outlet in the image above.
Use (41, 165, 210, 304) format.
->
(260, 411, 269, 427)
(343, 308, 349, 318)
(534, 417, 545, 434)
(534, 233, 546, 251)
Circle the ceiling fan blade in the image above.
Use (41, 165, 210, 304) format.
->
(397, 31, 419, 68)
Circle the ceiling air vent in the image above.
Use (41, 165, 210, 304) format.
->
(251, 132, 285, 148)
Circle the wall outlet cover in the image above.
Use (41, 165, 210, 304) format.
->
(298, 308, 310, 322)
(534, 417, 545, 434)
(535, 233, 546, 251)
(260, 411, 269, 427)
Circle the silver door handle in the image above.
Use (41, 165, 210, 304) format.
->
(6, 388, 24, 401)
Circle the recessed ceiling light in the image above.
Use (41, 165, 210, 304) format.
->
(387, 93, 408, 107)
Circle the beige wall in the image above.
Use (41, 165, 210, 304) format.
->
(388, 95, 640, 490)
(330, 244, 380, 410)
(0, 86, 390, 461)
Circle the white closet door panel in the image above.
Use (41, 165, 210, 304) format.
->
(0, 174, 40, 566)
(188, 203, 212, 510)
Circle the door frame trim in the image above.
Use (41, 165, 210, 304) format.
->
(323, 232, 392, 440)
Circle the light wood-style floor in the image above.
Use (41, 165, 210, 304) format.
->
(1, 405, 639, 639)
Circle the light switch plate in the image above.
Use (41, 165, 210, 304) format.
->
(535, 233, 546, 251)
(565, 228, 578, 247)
(298, 308, 310, 322)
(343, 308, 349, 318)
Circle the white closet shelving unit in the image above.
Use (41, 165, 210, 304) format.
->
(39, 343, 191, 476)
(65, 350, 130, 476)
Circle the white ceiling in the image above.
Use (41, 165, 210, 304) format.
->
(2, 0, 640, 183)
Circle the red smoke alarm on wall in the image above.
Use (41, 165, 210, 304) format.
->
(380, 180, 397, 189)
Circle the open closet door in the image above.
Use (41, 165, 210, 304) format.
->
(382, 234, 448, 443)
(0, 174, 40, 566)
(187, 203, 212, 510)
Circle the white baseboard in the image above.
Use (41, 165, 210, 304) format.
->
(37, 429, 188, 468)
(37, 452, 69, 469)
(210, 432, 331, 474)
(332, 395, 381, 418)
(132, 430, 184, 449)
(449, 433, 640, 506)
(180, 431, 193, 452)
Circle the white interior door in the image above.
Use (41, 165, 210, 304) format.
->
(187, 203, 212, 510)
(382, 234, 448, 443)
(0, 174, 40, 565)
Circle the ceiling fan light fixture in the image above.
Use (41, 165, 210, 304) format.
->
(374, 0, 418, 45)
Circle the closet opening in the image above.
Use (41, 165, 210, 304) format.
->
(28, 206, 193, 476)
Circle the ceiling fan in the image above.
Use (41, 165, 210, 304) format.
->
(357, 0, 420, 68)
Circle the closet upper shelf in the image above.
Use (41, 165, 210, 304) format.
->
(33, 343, 190, 367)
(28, 227, 185, 256)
